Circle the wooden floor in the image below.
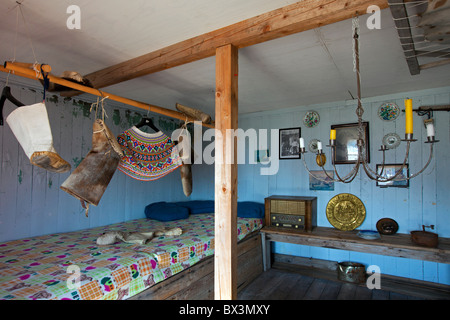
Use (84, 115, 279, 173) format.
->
(238, 263, 450, 300)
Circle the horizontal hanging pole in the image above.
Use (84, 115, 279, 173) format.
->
(1, 61, 214, 129)
(401, 106, 450, 112)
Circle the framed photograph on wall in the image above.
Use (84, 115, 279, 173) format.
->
(376, 164, 409, 188)
(331, 122, 370, 164)
(309, 170, 335, 191)
(279, 127, 301, 159)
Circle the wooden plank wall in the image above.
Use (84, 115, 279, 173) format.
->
(195, 86, 450, 285)
(0, 81, 189, 242)
(2, 80, 449, 286)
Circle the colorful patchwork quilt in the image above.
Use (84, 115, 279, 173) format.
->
(0, 214, 262, 300)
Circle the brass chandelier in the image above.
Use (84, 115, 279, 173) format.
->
(300, 17, 438, 184)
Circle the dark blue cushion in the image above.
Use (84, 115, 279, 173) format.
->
(237, 201, 265, 218)
(173, 200, 215, 214)
(145, 201, 189, 221)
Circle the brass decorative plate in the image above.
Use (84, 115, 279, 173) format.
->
(326, 193, 366, 231)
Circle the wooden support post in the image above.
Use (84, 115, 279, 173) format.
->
(214, 44, 238, 300)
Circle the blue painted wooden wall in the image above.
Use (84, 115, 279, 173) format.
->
(1, 80, 449, 285)
(234, 86, 450, 285)
(0, 81, 190, 242)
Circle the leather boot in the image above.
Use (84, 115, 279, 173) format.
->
(60, 119, 122, 211)
(6, 102, 70, 173)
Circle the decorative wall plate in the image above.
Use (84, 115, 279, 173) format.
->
(326, 193, 366, 231)
(382, 133, 401, 149)
(303, 111, 320, 128)
(376, 218, 399, 235)
(378, 102, 400, 121)
(308, 139, 320, 153)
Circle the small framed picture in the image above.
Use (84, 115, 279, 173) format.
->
(309, 170, 335, 191)
(331, 122, 370, 164)
(376, 164, 409, 188)
(255, 149, 270, 163)
(279, 127, 301, 159)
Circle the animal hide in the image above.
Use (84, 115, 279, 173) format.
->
(30, 151, 71, 173)
(97, 227, 182, 245)
(60, 119, 122, 214)
(178, 134, 192, 196)
(40, 71, 93, 92)
(180, 164, 192, 197)
(176, 103, 212, 124)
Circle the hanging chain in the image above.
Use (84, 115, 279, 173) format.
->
(352, 16, 359, 73)
(352, 16, 365, 142)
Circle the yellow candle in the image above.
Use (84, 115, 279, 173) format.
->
(405, 98, 413, 134)
(330, 129, 336, 140)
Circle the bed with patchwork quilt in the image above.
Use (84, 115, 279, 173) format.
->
(0, 205, 264, 300)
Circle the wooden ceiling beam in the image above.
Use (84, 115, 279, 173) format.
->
(420, 58, 450, 71)
(415, 50, 450, 58)
(82, 0, 389, 90)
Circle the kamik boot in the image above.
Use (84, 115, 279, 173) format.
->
(6, 102, 71, 173)
(60, 119, 123, 215)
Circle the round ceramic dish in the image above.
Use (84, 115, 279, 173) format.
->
(357, 230, 380, 240)
(382, 133, 401, 149)
(378, 102, 400, 121)
(309, 139, 320, 153)
(303, 111, 320, 128)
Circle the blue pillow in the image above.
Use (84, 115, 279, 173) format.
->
(145, 201, 189, 221)
(237, 201, 265, 218)
(173, 200, 215, 214)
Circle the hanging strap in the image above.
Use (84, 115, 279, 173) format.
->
(0, 86, 25, 126)
(40, 64, 49, 102)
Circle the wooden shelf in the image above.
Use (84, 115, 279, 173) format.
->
(261, 226, 450, 268)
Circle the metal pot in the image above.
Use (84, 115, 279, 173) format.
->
(411, 225, 438, 248)
(337, 261, 366, 284)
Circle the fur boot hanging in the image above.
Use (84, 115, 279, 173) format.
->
(6, 102, 71, 173)
(177, 128, 192, 197)
(60, 119, 122, 216)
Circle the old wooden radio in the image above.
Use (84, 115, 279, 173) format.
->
(264, 195, 317, 232)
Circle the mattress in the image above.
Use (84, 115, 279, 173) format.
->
(0, 213, 263, 300)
